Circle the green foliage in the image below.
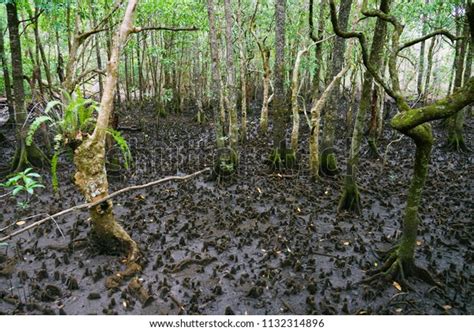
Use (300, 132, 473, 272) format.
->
(27, 90, 132, 191)
(0, 168, 45, 209)
(106, 129, 132, 169)
(27, 90, 98, 149)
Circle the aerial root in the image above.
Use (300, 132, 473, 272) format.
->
(359, 247, 442, 291)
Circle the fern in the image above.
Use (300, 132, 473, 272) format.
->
(26, 116, 53, 146)
(51, 151, 60, 191)
(107, 129, 132, 168)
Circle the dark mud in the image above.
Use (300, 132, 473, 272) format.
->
(0, 104, 472, 315)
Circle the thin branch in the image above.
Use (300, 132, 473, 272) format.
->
(398, 30, 458, 53)
(328, 0, 397, 99)
(131, 26, 199, 34)
(0, 168, 211, 242)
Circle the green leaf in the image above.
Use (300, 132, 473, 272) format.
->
(12, 186, 24, 195)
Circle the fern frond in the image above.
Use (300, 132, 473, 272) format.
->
(106, 129, 132, 168)
(51, 151, 60, 192)
(26, 116, 53, 146)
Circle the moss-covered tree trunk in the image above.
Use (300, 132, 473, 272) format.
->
(329, 0, 474, 285)
(73, 0, 140, 269)
(320, 0, 352, 176)
(338, 0, 390, 214)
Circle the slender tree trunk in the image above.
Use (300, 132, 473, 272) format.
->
(309, 0, 326, 97)
(270, 0, 290, 168)
(223, 0, 239, 153)
(260, 48, 271, 134)
(207, 0, 225, 150)
(56, 30, 65, 83)
(6, 3, 45, 171)
(0, 20, 13, 115)
(290, 47, 309, 155)
(417, 0, 429, 97)
(320, 0, 353, 176)
(338, 0, 390, 213)
(423, 36, 437, 103)
(237, 0, 248, 141)
(447, 13, 469, 152)
(309, 67, 348, 177)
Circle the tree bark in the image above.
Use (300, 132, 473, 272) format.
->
(223, 0, 239, 152)
(446, 12, 469, 152)
(73, 0, 141, 270)
(338, 0, 390, 214)
(237, 0, 248, 141)
(320, 0, 353, 176)
(0, 20, 13, 115)
(270, 0, 290, 168)
(207, 0, 225, 150)
(6, 3, 45, 171)
(309, 66, 348, 177)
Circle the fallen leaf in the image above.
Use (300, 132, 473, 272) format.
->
(16, 221, 26, 226)
(392, 281, 402, 291)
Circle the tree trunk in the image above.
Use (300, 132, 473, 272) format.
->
(271, 0, 290, 168)
(320, 0, 353, 176)
(417, 0, 429, 97)
(73, 0, 141, 272)
(6, 3, 45, 172)
(290, 47, 309, 156)
(223, 0, 239, 153)
(207, 0, 225, 150)
(260, 49, 271, 134)
(338, 0, 390, 213)
(237, 0, 248, 142)
(309, 0, 326, 97)
(423, 36, 437, 104)
(309, 67, 348, 177)
(0, 20, 13, 116)
(447, 13, 469, 152)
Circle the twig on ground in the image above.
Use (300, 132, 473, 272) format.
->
(0, 168, 211, 242)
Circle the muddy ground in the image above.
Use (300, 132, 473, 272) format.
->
(0, 103, 472, 315)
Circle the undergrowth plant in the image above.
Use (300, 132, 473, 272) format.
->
(27, 90, 132, 191)
(0, 168, 45, 209)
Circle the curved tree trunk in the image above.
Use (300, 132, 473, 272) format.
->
(73, 0, 140, 273)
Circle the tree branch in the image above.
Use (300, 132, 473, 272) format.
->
(0, 168, 211, 242)
(131, 26, 199, 34)
(391, 77, 474, 131)
(328, 0, 397, 99)
(398, 29, 458, 53)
